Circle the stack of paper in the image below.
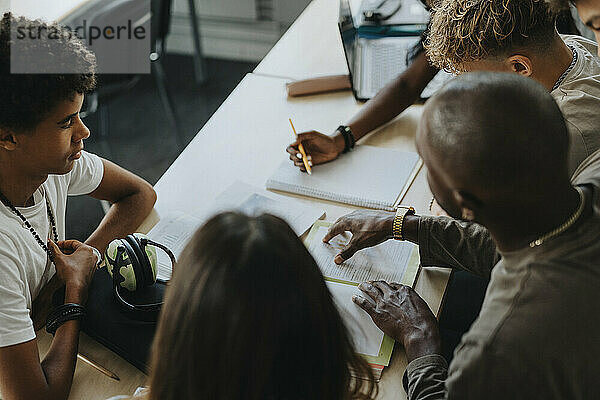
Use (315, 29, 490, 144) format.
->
(304, 221, 421, 380)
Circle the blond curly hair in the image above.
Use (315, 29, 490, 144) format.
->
(425, 0, 557, 73)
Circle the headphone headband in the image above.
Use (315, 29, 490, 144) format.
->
(105, 234, 176, 321)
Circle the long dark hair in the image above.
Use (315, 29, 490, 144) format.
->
(148, 212, 377, 400)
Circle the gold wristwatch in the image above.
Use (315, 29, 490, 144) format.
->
(392, 206, 415, 241)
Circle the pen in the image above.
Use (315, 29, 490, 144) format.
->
(77, 353, 120, 381)
(289, 118, 312, 175)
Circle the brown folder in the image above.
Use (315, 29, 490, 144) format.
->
(286, 74, 352, 97)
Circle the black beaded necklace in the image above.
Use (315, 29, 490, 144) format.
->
(0, 190, 59, 264)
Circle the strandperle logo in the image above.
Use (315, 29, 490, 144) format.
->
(14, 19, 147, 46)
(9, 0, 151, 74)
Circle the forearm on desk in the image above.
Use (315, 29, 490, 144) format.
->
(39, 288, 86, 399)
(0, 288, 85, 400)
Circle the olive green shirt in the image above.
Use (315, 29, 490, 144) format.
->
(407, 149, 600, 399)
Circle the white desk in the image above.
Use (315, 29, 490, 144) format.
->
(33, 0, 451, 397)
(143, 73, 449, 399)
(35, 72, 448, 400)
(254, 0, 356, 80)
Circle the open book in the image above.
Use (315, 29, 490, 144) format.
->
(304, 220, 421, 381)
(148, 182, 325, 281)
(266, 145, 422, 211)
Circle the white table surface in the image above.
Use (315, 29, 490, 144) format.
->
(38, 72, 445, 400)
(34, 0, 452, 397)
(254, 0, 360, 80)
(140, 73, 449, 399)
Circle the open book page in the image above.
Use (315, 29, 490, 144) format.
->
(148, 211, 204, 281)
(305, 221, 420, 286)
(149, 182, 325, 281)
(327, 280, 385, 357)
(304, 220, 420, 366)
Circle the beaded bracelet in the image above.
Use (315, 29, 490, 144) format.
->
(337, 125, 355, 153)
(46, 303, 86, 335)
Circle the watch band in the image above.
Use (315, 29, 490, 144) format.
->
(392, 206, 415, 241)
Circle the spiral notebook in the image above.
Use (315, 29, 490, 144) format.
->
(266, 145, 421, 211)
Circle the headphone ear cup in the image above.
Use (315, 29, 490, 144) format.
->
(105, 239, 138, 292)
(133, 233, 158, 285)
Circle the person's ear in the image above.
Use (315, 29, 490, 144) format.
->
(506, 55, 533, 77)
(0, 129, 18, 151)
(452, 190, 483, 222)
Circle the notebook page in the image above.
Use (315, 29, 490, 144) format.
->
(305, 222, 419, 285)
(266, 145, 421, 211)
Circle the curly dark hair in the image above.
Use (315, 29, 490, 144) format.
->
(0, 13, 97, 133)
(425, 0, 557, 73)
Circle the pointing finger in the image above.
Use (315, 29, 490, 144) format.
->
(336, 237, 360, 264)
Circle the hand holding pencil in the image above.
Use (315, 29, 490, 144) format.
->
(288, 119, 312, 175)
(286, 124, 344, 173)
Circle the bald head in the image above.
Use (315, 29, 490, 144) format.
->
(419, 72, 569, 201)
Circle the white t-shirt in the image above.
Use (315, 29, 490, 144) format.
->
(0, 151, 104, 347)
(553, 35, 600, 174)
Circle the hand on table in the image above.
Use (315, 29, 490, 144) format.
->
(323, 210, 395, 264)
(353, 281, 441, 363)
(48, 240, 98, 305)
(286, 130, 344, 172)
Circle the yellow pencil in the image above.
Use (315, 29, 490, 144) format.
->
(289, 118, 312, 175)
(77, 353, 120, 381)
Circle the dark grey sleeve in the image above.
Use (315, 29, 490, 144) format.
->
(405, 355, 448, 400)
(417, 216, 500, 279)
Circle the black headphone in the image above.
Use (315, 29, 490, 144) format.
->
(362, 0, 402, 24)
(104, 233, 176, 320)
